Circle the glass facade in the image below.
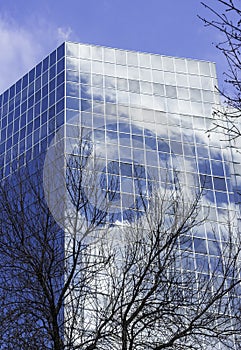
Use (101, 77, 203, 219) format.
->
(59, 42, 238, 230)
(1, 40, 240, 279)
(0, 43, 65, 176)
(0, 41, 240, 347)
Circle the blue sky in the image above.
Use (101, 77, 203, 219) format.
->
(0, 0, 227, 93)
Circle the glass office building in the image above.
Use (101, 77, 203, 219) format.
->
(1, 41, 239, 229)
(0, 42, 240, 348)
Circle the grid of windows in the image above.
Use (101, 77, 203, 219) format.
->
(65, 47, 219, 120)
(0, 43, 65, 177)
(64, 42, 238, 273)
(0, 41, 240, 283)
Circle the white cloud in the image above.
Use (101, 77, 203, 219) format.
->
(0, 16, 73, 94)
(57, 26, 72, 42)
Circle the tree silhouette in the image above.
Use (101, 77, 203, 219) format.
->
(0, 137, 241, 349)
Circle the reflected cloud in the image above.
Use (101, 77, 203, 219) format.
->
(43, 42, 241, 229)
(57, 26, 72, 41)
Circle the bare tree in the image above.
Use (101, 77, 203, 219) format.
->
(199, 0, 241, 141)
(0, 134, 114, 350)
(78, 185, 241, 350)
(0, 137, 241, 349)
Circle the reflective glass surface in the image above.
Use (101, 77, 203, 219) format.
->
(59, 42, 239, 277)
(0, 41, 240, 277)
(0, 43, 65, 176)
